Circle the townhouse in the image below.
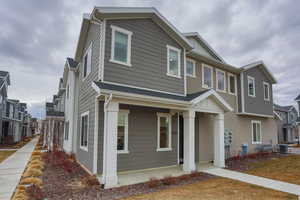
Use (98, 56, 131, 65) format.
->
(50, 7, 278, 188)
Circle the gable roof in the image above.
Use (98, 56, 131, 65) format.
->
(66, 57, 79, 69)
(241, 61, 277, 84)
(183, 32, 225, 63)
(0, 71, 10, 85)
(295, 94, 300, 101)
(274, 104, 296, 113)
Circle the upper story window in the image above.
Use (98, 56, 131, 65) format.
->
(252, 120, 262, 144)
(80, 111, 89, 151)
(167, 45, 181, 78)
(228, 73, 237, 95)
(216, 69, 226, 92)
(248, 76, 256, 97)
(64, 121, 69, 141)
(110, 25, 132, 67)
(186, 58, 195, 77)
(157, 113, 172, 151)
(83, 43, 92, 79)
(117, 110, 129, 154)
(263, 82, 270, 101)
(66, 85, 69, 100)
(0, 95, 2, 104)
(202, 64, 213, 89)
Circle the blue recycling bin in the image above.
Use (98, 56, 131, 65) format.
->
(241, 144, 248, 156)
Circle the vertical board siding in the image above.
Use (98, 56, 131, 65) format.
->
(243, 67, 274, 116)
(76, 23, 100, 172)
(116, 104, 178, 172)
(104, 19, 185, 95)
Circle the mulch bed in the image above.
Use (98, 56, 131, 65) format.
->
(225, 152, 288, 172)
(42, 159, 215, 200)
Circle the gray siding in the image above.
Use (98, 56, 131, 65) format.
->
(104, 19, 185, 95)
(116, 104, 178, 172)
(243, 67, 273, 116)
(76, 23, 100, 172)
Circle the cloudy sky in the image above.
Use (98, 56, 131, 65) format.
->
(1, 0, 299, 118)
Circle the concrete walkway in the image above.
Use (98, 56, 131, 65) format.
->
(0, 137, 38, 200)
(203, 168, 300, 198)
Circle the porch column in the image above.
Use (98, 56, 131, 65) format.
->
(214, 113, 225, 168)
(183, 110, 196, 172)
(102, 101, 119, 188)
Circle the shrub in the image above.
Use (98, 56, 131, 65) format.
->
(26, 184, 44, 200)
(30, 160, 44, 166)
(28, 163, 44, 170)
(32, 151, 42, 156)
(190, 171, 201, 177)
(31, 156, 41, 161)
(17, 185, 26, 191)
(147, 177, 161, 188)
(81, 175, 100, 187)
(178, 174, 190, 181)
(70, 153, 76, 161)
(20, 177, 42, 186)
(23, 169, 42, 177)
(161, 176, 177, 185)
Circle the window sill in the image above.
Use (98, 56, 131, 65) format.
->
(216, 89, 227, 93)
(166, 73, 181, 79)
(202, 84, 212, 89)
(157, 148, 172, 152)
(264, 99, 270, 101)
(117, 150, 129, 154)
(80, 146, 88, 152)
(186, 74, 196, 78)
(248, 94, 256, 98)
(252, 142, 262, 145)
(109, 59, 132, 67)
(228, 92, 237, 96)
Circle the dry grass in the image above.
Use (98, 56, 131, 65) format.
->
(32, 151, 42, 156)
(0, 150, 16, 163)
(23, 168, 42, 177)
(246, 154, 300, 185)
(30, 160, 44, 166)
(28, 163, 44, 170)
(20, 177, 43, 187)
(123, 178, 296, 200)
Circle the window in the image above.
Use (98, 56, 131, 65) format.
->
(252, 121, 262, 144)
(202, 64, 213, 89)
(83, 43, 92, 79)
(157, 113, 172, 151)
(216, 69, 226, 92)
(228, 73, 237, 95)
(65, 121, 69, 140)
(186, 59, 195, 77)
(248, 76, 255, 97)
(66, 85, 69, 100)
(263, 82, 270, 101)
(80, 111, 89, 150)
(167, 45, 181, 78)
(117, 110, 129, 153)
(110, 25, 132, 66)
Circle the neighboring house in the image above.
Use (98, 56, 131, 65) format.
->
(274, 104, 298, 143)
(295, 95, 300, 140)
(0, 71, 10, 143)
(49, 7, 278, 188)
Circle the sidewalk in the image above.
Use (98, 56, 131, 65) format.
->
(203, 168, 300, 199)
(0, 137, 38, 200)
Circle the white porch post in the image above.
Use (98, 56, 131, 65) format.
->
(214, 113, 225, 168)
(183, 110, 196, 172)
(102, 101, 119, 188)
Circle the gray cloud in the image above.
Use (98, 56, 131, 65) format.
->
(1, 0, 299, 118)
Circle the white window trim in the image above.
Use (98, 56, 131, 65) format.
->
(186, 58, 196, 77)
(117, 109, 130, 154)
(109, 25, 132, 67)
(80, 111, 89, 151)
(202, 64, 213, 89)
(82, 43, 92, 81)
(64, 121, 69, 141)
(247, 76, 256, 97)
(166, 45, 181, 79)
(228, 73, 237, 95)
(263, 81, 270, 101)
(216, 69, 226, 93)
(251, 120, 262, 144)
(157, 113, 172, 151)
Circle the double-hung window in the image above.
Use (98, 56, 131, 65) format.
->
(263, 82, 270, 101)
(117, 110, 129, 154)
(228, 73, 237, 95)
(80, 111, 89, 151)
(252, 120, 262, 144)
(110, 25, 132, 67)
(167, 45, 181, 78)
(248, 76, 256, 97)
(216, 69, 226, 92)
(157, 113, 172, 151)
(82, 44, 92, 79)
(202, 64, 213, 89)
(186, 58, 195, 77)
(64, 121, 69, 140)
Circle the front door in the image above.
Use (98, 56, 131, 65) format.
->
(179, 115, 184, 164)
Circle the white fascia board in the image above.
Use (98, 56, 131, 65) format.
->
(274, 111, 283, 121)
(237, 112, 274, 118)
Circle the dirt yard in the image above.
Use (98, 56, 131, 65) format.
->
(0, 150, 16, 163)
